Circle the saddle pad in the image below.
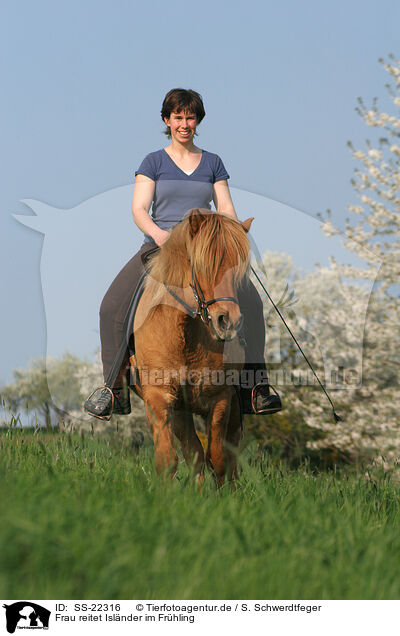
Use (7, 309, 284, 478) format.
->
(125, 271, 147, 356)
(126, 246, 160, 356)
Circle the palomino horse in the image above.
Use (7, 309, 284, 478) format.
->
(131, 209, 253, 484)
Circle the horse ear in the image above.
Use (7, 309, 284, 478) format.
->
(188, 209, 207, 236)
(241, 217, 254, 233)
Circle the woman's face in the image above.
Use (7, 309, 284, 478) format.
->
(164, 110, 197, 143)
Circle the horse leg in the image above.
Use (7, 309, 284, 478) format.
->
(172, 410, 205, 481)
(143, 389, 177, 478)
(205, 392, 232, 487)
(224, 390, 243, 483)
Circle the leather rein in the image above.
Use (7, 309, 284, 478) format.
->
(165, 265, 240, 324)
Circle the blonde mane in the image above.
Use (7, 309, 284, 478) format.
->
(145, 210, 250, 306)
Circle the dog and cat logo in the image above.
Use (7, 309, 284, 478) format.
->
(13, 187, 374, 412)
(2, 603, 50, 633)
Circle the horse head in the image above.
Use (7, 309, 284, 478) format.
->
(186, 209, 253, 341)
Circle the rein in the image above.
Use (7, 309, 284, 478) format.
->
(165, 265, 240, 324)
(250, 265, 342, 424)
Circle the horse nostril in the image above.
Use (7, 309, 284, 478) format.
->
(217, 313, 229, 331)
(237, 314, 244, 332)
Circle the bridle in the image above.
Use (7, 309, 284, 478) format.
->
(165, 264, 240, 324)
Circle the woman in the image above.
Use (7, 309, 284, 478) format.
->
(84, 88, 282, 419)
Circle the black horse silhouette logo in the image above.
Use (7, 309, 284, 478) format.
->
(3, 602, 50, 633)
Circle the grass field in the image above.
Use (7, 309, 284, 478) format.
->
(1, 425, 400, 600)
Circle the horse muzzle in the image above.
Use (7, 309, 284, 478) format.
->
(210, 307, 244, 342)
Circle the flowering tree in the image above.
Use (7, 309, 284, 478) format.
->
(324, 55, 400, 468)
(251, 248, 400, 469)
(322, 55, 400, 294)
(1, 351, 149, 446)
(1, 354, 86, 428)
(252, 55, 400, 469)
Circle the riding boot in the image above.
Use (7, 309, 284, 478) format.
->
(84, 359, 131, 420)
(84, 382, 131, 420)
(240, 363, 282, 415)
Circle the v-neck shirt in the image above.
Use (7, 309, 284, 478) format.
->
(162, 148, 204, 176)
(135, 149, 230, 244)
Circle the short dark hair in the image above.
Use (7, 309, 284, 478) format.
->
(161, 88, 206, 137)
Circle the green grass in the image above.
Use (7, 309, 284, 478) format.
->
(1, 425, 400, 599)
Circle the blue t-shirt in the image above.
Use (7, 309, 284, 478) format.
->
(135, 149, 230, 243)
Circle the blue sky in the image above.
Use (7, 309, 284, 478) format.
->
(1, 0, 399, 387)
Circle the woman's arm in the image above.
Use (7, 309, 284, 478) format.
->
(212, 180, 238, 220)
(132, 174, 169, 246)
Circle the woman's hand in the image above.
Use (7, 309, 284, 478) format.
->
(152, 227, 170, 247)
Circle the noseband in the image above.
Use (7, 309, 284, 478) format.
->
(165, 265, 240, 324)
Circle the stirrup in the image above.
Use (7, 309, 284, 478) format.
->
(251, 383, 282, 415)
(84, 385, 114, 421)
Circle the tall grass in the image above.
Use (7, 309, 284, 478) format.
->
(1, 425, 400, 599)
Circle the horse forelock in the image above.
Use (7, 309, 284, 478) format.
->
(190, 214, 250, 285)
